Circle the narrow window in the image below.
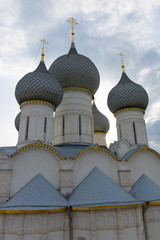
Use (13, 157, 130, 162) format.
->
(79, 115, 81, 135)
(62, 116, 65, 136)
(44, 117, 47, 133)
(119, 125, 122, 139)
(25, 116, 29, 140)
(133, 122, 137, 144)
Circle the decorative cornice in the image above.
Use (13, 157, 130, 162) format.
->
(150, 202, 160, 206)
(0, 207, 66, 214)
(11, 141, 67, 160)
(20, 100, 55, 109)
(94, 131, 106, 134)
(63, 87, 93, 97)
(11, 142, 119, 161)
(114, 107, 145, 117)
(71, 203, 143, 211)
(12, 142, 159, 162)
(126, 145, 160, 161)
(69, 144, 120, 161)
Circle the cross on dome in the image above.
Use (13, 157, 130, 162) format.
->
(66, 17, 79, 43)
(40, 39, 48, 61)
(118, 52, 125, 72)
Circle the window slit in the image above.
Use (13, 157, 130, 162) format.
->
(133, 122, 137, 144)
(79, 115, 81, 135)
(25, 116, 29, 140)
(119, 124, 122, 139)
(44, 117, 47, 133)
(62, 116, 65, 136)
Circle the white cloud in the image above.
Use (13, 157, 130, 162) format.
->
(0, 0, 160, 151)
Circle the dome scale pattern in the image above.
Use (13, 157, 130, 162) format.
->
(49, 43, 100, 95)
(15, 61, 63, 108)
(107, 72, 149, 114)
(92, 102, 110, 133)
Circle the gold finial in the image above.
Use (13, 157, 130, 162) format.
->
(40, 39, 48, 61)
(118, 52, 125, 72)
(66, 17, 78, 43)
(93, 97, 95, 103)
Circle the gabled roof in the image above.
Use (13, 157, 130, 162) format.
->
(0, 174, 68, 210)
(129, 174, 160, 202)
(69, 167, 139, 207)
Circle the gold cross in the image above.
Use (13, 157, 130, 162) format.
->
(66, 17, 79, 42)
(40, 39, 48, 61)
(118, 52, 125, 72)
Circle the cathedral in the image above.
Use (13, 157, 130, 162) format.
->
(0, 18, 160, 240)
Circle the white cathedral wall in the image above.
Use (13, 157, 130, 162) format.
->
(9, 148, 60, 196)
(144, 206, 160, 240)
(72, 150, 120, 187)
(72, 207, 143, 240)
(128, 151, 160, 186)
(0, 212, 67, 240)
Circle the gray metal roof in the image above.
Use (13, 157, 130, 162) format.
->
(15, 61, 63, 107)
(129, 174, 160, 202)
(92, 102, 109, 133)
(0, 143, 111, 158)
(0, 146, 17, 157)
(107, 72, 149, 113)
(0, 174, 68, 209)
(69, 167, 139, 207)
(49, 42, 100, 95)
(122, 145, 145, 160)
(53, 144, 97, 158)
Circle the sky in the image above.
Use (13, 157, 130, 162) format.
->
(0, 0, 160, 152)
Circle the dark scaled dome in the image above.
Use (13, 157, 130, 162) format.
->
(92, 102, 110, 133)
(15, 61, 63, 107)
(107, 72, 149, 114)
(15, 112, 21, 131)
(49, 43, 100, 95)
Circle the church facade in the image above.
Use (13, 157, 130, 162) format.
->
(0, 23, 160, 240)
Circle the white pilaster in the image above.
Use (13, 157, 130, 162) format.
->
(17, 214, 24, 240)
(41, 213, 48, 240)
(0, 214, 5, 240)
(116, 208, 123, 240)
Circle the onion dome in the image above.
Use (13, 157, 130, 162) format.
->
(15, 61, 63, 108)
(92, 101, 110, 133)
(49, 42, 100, 95)
(15, 112, 21, 131)
(107, 72, 149, 114)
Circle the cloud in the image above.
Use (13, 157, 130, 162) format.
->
(0, 0, 160, 150)
(147, 119, 160, 152)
